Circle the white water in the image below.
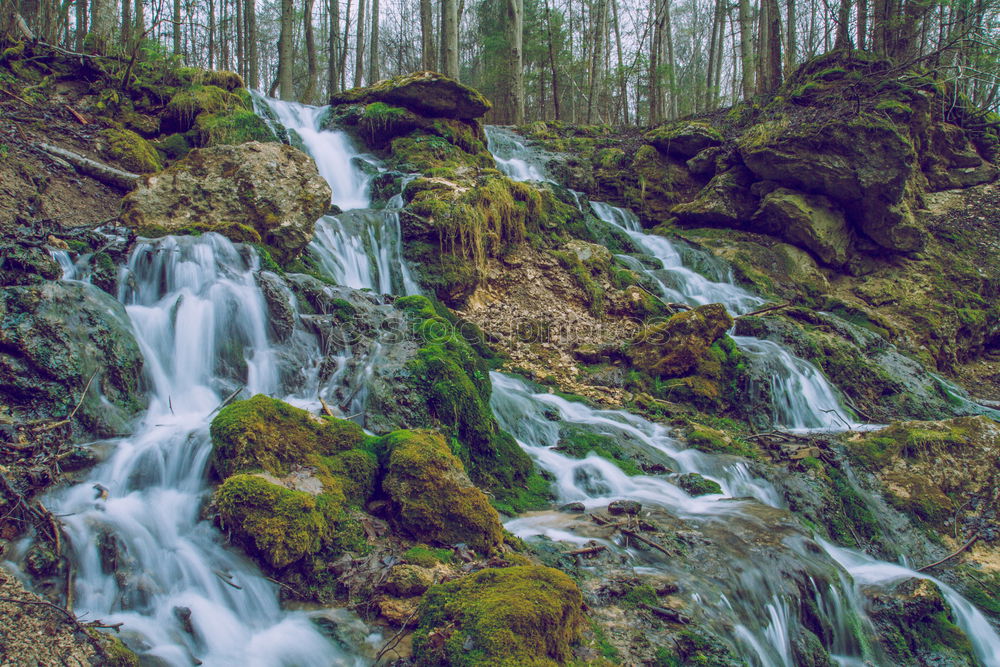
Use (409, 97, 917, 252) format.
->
(485, 126, 549, 182)
(44, 235, 367, 665)
(256, 95, 419, 296)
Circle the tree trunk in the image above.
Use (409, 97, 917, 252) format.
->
(835, 0, 852, 49)
(304, 0, 319, 102)
(857, 0, 867, 49)
(612, 0, 627, 123)
(354, 0, 366, 87)
(173, 0, 182, 56)
(278, 0, 295, 99)
(505, 0, 524, 123)
(340, 0, 352, 89)
(328, 0, 340, 94)
(664, 0, 676, 118)
(75, 0, 87, 50)
(87, 0, 114, 52)
(368, 0, 379, 82)
(420, 0, 435, 70)
(207, 0, 215, 69)
(246, 0, 258, 88)
(543, 0, 560, 120)
(738, 0, 754, 98)
(785, 0, 797, 72)
(120, 0, 131, 46)
(441, 0, 459, 79)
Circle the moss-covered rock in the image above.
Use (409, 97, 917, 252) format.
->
(412, 565, 584, 666)
(162, 84, 244, 133)
(330, 71, 492, 121)
(646, 121, 723, 159)
(627, 303, 734, 378)
(674, 472, 724, 496)
(210, 394, 366, 478)
(0, 281, 146, 437)
(672, 166, 758, 228)
(378, 429, 504, 553)
(97, 128, 162, 173)
(751, 187, 852, 267)
(214, 473, 341, 569)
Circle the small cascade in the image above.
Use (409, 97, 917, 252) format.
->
(485, 126, 549, 182)
(257, 94, 419, 295)
(42, 234, 365, 665)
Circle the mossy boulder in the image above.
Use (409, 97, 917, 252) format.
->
(738, 115, 927, 253)
(627, 303, 734, 378)
(412, 565, 584, 666)
(751, 188, 852, 267)
(210, 394, 366, 478)
(0, 281, 146, 437)
(121, 142, 331, 262)
(97, 128, 162, 173)
(162, 84, 244, 133)
(647, 121, 723, 159)
(0, 243, 61, 286)
(214, 473, 342, 569)
(922, 122, 998, 191)
(672, 166, 758, 228)
(330, 71, 491, 121)
(377, 429, 504, 553)
(674, 472, 724, 496)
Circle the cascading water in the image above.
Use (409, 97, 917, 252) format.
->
(40, 234, 368, 665)
(485, 125, 550, 182)
(256, 95, 419, 296)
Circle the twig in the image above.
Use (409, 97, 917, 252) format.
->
(319, 397, 335, 417)
(208, 386, 245, 418)
(214, 570, 242, 589)
(620, 529, 671, 556)
(567, 544, 607, 556)
(917, 533, 980, 572)
(64, 105, 88, 124)
(737, 302, 791, 319)
(0, 86, 34, 106)
(375, 576, 434, 663)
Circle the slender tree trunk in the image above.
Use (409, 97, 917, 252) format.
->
(354, 0, 366, 87)
(419, 0, 435, 70)
(172, 0, 181, 55)
(236, 0, 244, 79)
(705, 0, 721, 108)
(664, 0, 676, 118)
(368, 0, 379, 81)
(340, 0, 352, 89)
(505, 0, 524, 123)
(278, 0, 295, 99)
(612, 0, 627, 123)
(649, 0, 662, 125)
(75, 0, 88, 50)
(762, 0, 783, 92)
(785, 0, 797, 72)
(87, 0, 114, 52)
(304, 0, 319, 102)
(835, 0, 853, 48)
(328, 0, 340, 94)
(441, 0, 458, 79)
(585, 0, 606, 123)
(207, 0, 216, 69)
(245, 0, 257, 87)
(738, 0, 754, 98)
(120, 0, 131, 46)
(857, 0, 867, 49)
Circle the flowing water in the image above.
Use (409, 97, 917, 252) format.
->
(21, 105, 998, 666)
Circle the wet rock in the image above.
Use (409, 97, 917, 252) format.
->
(383, 564, 436, 597)
(923, 122, 998, 191)
(377, 595, 421, 626)
(0, 281, 146, 437)
(751, 188, 852, 268)
(562, 239, 612, 270)
(674, 473, 723, 497)
(173, 606, 195, 636)
(330, 71, 491, 121)
(626, 303, 734, 378)
(122, 142, 331, 262)
(256, 271, 296, 342)
(559, 502, 586, 513)
(24, 544, 59, 577)
(608, 499, 642, 516)
(0, 243, 61, 286)
(686, 146, 722, 176)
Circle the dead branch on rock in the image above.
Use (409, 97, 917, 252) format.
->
(567, 544, 607, 557)
(736, 302, 791, 319)
(37, 143, 139, 190)
(916, 533, 980, 572)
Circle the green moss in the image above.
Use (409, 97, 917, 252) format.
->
(202, 70, 245, 91)
(99, 128, 162, 173)
(621, 584, 658, 608)
(674, 473, 724, 496)
(194, 109, 276, 146)
(824, 465, 881, 547)
(413, 566, 584, 667)
(163, 84, 244, 133)
(403, 545, 454, 568)
(86, 631, 139, 667)
(397, 296, 533, 495)
(153, 132, 193, 160)
(210, 394, 367, 478)
(324, 449, 377, 506)
(875, 99, 913, 115)
(555, 424, 642, 476)
(214, 474, 341, 568)
(377, 429, 505, 553)
(550, 249, 605, 316)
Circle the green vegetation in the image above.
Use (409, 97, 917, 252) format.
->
(403, 545, 454, 568)
(412, 565, 584, 666)
(98, 128, 162, 173)
(555, 424, 643, 476)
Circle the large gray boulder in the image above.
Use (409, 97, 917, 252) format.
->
(0, 281, 146, 437)
(329, 72, 491, 121)
(122, 142, 331, 262)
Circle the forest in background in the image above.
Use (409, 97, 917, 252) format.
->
(2, 0, 1000, 125)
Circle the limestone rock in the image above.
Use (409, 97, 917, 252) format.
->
(0, 281, 146, 437)
(627, 303, 734, 378)
(751, 188, 852, 267)
(330, 72, 491, 121)
(738, 117, 927, 252)
(672, 166, 758, 228)
(923, 122, 998, 191)
(608, 499, 642, 516)
(383, 564, 436, 597)
(122, 142, 331, 262)
(562, 239, 612, 269)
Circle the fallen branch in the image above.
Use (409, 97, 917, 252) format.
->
(319, 397, 335, 417)
(737, 302, 791, 319)
(620, 528, 672, 556)
(64, 105, 88, 124)
(641, 603, 690, 624)
(208, 386, 245, 418)
(37, 143, 139, 190)
(917, 533, 980, 572)
(0, 86, 34, 106)
(567, 544, 607, 557)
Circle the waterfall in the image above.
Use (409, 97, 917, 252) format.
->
(485, 126, 549, 182)
(42, 234, 365, 665)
